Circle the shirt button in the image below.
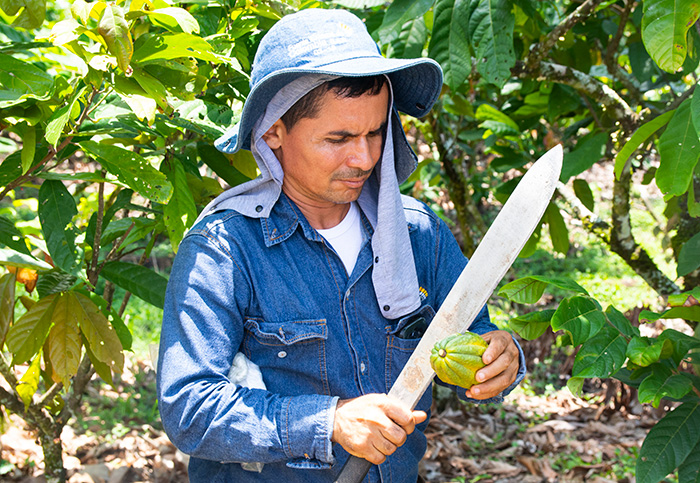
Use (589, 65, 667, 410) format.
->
(278, 351, 287, 358)
(360, 362, 366, 373)
(383, 305, 390, 312)
(255, 205, 263, 212)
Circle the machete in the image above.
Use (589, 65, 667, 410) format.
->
(334, 144, 563, 483)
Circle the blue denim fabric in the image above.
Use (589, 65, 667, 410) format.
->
(157, 193, 526, 482)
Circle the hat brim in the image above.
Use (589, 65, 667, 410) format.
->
(215, 56, 443, 154)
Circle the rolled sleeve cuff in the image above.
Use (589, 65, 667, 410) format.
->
(281, 395, 339, 469)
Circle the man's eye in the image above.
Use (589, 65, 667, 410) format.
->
(327, 138, 346, 144)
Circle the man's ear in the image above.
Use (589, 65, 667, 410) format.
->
(262, 120, 285, 150)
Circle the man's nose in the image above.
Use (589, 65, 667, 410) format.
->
(347, 137, 377, 170)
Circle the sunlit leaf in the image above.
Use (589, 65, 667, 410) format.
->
(508, 309, 554, 340)
(627, 336, 674, 367)
(639, 366, 693, 408)
(498, 276, 587, 304)
(45, 86, 86, 148)
(656, 98, 700, 196)
(551, 296, 606, 346)
(16, 356, 41, 410)
(47, 293, 82, 388)
(79, 141, 172, 203)
(572, 325, 628, 378)
(6, 294, 58, 365)
(162, 159, 197, 252)
(468, 0, 516, 88)
(637, 402, 700, 483)
(0, 54, 53, 108)
(572, 179, 595, 211)
(38, 180, 80, 274)
(79, 290, 132, 352)
(0, 0, 46, 30)
(605, 305, 640, 338)
(377, 0, 433, 44)
(98, 4, 133, 72)
(20, 124, 35, 174)
(428, 0, 471, 91)
(615, 110, 675, 179)
(132, 32, 220, 64)
(71, 292, 124, 373)
(641, 0, 700, 72)
(145, 7, 200, 34)
(0, 272, 15, 346)
(100, 261, 168, 309)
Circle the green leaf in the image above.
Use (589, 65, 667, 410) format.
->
(5, 293, 58, 365)
(0, 215, 31, 255)
(79, 290, 132, 352)
(544, 202, 569, 254)
(692, 90, 700, 138)
(641, 0, 700, 72)
(35, 270, 77, 299)
(389, 16, 429, 59)
(377, 0, 434, 44)
(678, 231, 700, 277)
(428, 0, 472, 91)
(548, 83, 581, 121)
(71, 292, 124, 373)
(163, 159, 197, 252)
(1, 0, 46, 30)
(144, 7, 200, 34)
(329, 0, 386, 6)
(100, 261, 167, 309)
(197, 143, 251, 188)
(627, 336, 674, 367)
(560, 132, 608, 182)
(98, 4, 133, 72)
(132, 68, 168, 111)
(639, 366, 693, 407)
(38, 180, 80, 274)
(615, 110, 675, 179)
(0, 53, 53, 108)
(16, 356, 41, 410)
(85, 189, 133, 249)
(606, 305, 640, 338)
(637, 402, 700, 483)
(678, 439, 700, 483)
(641, 306, 700, 323)
(468, 0, 516, 88)
(572, 179, 595, 211)
(658, 328, 700, 365)
(44, 86, 86, 148)
(508, 309, 554, 340)
(498, 275, 587, 303)
(551, 296, 606, 346)
(132, 32, 220, 64)
(567, 376, 584, 396)
(79, 141, 172, 203)
(47, 292, 82, 388)
(20, 125, 35, 174)
(0, 272, 15, 347)
(572, 325, 628, 378)
(657, 98, 700, 196)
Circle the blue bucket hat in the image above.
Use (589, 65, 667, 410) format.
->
(215, 8, 443, 156)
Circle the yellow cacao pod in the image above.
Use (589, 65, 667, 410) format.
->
(430, 331, 488, 388)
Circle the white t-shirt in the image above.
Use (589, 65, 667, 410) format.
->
(317, 202, 364, 276)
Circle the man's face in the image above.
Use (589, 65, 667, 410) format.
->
(263, 84, 389, 210)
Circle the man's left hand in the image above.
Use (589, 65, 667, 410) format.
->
(464, 330, 519, 400)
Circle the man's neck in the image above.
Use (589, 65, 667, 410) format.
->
(286, 194, 351, 230)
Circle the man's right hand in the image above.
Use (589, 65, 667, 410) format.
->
(331, 394, 427, 465)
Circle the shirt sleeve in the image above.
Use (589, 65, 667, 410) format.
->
(430, 214, 527, 403)
(156, 227, 337, 466)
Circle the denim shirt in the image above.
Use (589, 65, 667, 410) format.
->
(157, 193, 526, 483)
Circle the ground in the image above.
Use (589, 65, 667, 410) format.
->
(0, 352, 665, 483)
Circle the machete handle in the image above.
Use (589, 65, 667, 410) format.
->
(334, 455, 372, 483)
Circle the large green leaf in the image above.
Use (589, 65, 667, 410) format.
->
(38, 180, 80, 274)
(638, 365, 693, 407)
(467, 0, 515, 88)
(572, 179, 595, 211)
(377, 0, 434, 44)
(15, 356, 41, 410)
(614, 110, 675, 179)
(637, 402, 700, 483)
(20, 124, 35, 174)
(551, 296, 606, 346)
(44, 86, 86, 148)
(0, 53, 53, 108)
(641, 0, 700, 72)
(389, 16, 429, 59)
(197, 143, 252, 188)
(0, 0, 46, 30)
(678, 439, 700, 483)
(162, 159, 197, 252)
(656, 97, 700, 196)
(476, 104, 520, 137)
(5, 293, 58, 364)
(508, 309, 554, 340)
(560, 132, 608, 182)
(98, 4, 133, 72)
(677, 231, 700, 277)
(71, 292, 124, 373)
(572, 325, 628, 378)
(0, 215, 31, 255)
(79, 290, 132, 352)
(544, 203, 569, 254)
(79, 141, 172, 203)
(132, 32, 220, 64)
(47, 292, 82, 388)
(100, 261, 167, 309)
(143, 7, 200, 34)
(627, 336, 674, 367)
(0, 247, 52, 271)
(692, 90, 700, 138)
(428, 0, 471, 91)
(498, 275, 587, 304)
(605, 305, 640, 338)
(658, 328, 700, 366)
(0, 272, 15, 346)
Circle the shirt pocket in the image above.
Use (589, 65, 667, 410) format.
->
(384, 305, 435, 411)
(242, 317, 331, 396)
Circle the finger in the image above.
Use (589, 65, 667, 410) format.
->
(379, 422, 408, 447)
(480, 331, 512, 365)
(466, 365, 518, 400)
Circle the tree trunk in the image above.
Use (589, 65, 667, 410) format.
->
(39, 425, 66, 483)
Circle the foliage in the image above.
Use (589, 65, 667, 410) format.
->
(0, 0, 699, 482)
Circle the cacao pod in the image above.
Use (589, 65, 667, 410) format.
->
(430, 331, 488, 388)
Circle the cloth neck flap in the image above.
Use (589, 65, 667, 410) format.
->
(196, 74, 421, 319)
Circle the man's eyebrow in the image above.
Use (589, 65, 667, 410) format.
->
(327, 121, 387, 137)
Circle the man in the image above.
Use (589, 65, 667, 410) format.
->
(157, 8, 525, 482)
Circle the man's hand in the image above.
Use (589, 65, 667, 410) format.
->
(331, 394, 427, 465)
(464, 330, 519, 400)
